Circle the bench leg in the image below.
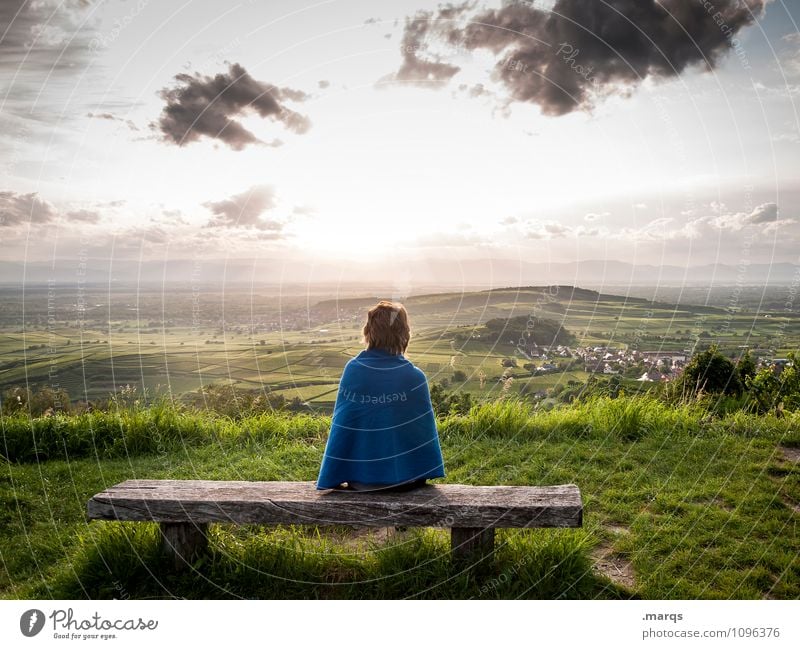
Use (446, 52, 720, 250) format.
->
(160, 522, 208, 569)
(451, 527, 495, 563)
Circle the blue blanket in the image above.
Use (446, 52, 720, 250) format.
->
(316, 348, 446, 489)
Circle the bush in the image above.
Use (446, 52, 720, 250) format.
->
(1, 385, 72, 416)
(746, 351, 800, 414)
(429, 383, 473, 417)
(189, 383, 287, 418)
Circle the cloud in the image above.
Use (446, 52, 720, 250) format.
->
(155, 63, 311, 150)
(203, 185, 284, 232)
(292, 205, 316, 217)
(544, 222, 570, 236)
(782, 31, 800, 76)
(378, 10, 460, 87)
(318, 80, 330, 89)
(1, 191, 113, 228)
(66, 208, 101, 223)
(456, 82, 493, 99)
(771, 130, 800, 144)
(584, 211, 608, 221)
(708, 202, 785, 230)
(0, 1, 96, 117)
(87, 111, 139, 131)
(613, 203, 792, 243)
(0, 191, 57, 227)
(158, 208, 187, 225)
(746, 202, 779, 224)
(524, 220, 572, 239)
(618, 216, 675, 241)
(393, 0, 765, 114)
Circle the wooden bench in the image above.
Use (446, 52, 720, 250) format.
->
(87, 480, 583, 568)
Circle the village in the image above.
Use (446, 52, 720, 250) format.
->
(512, 343, 792, 383)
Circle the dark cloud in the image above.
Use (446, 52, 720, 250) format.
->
(0, 191, 56, 227)
(203, 185, 284, 231)
(155, 63, 311, 150)
(395, 0, 765, 114)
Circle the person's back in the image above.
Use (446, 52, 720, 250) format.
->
(315, 301, 445, 491)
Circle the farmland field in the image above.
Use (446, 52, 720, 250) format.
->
(2, 283, 799, 411)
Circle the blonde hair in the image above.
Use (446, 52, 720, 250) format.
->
(362, 301, 410, 355)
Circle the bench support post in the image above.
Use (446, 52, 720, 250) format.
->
(160, 522, 208, 569)
(451, 527, 495, 563)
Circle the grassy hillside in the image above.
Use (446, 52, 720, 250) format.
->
(2, 397, 798, 599)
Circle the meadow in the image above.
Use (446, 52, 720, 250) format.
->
(1, 396, 798, 599)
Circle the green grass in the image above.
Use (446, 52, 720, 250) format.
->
(1, 397, 798, 599)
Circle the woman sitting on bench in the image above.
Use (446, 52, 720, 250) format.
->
(316, 300, 446, 492)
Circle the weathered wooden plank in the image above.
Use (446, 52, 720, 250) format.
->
(87, 480, 582, 529)
(160, 522, 208, 569)
(451, 527, 495, 563)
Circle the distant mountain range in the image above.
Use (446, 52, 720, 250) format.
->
(2, 257, 798, 288)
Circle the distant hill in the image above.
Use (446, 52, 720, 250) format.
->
(309, 285, 725, 322)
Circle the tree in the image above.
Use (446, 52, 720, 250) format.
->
(481, 315, 575, 346)
(681, 344, 742, 396)
(736, 350, 756, 385)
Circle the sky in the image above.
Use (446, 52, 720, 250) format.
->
(1, 0, 799, 275)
